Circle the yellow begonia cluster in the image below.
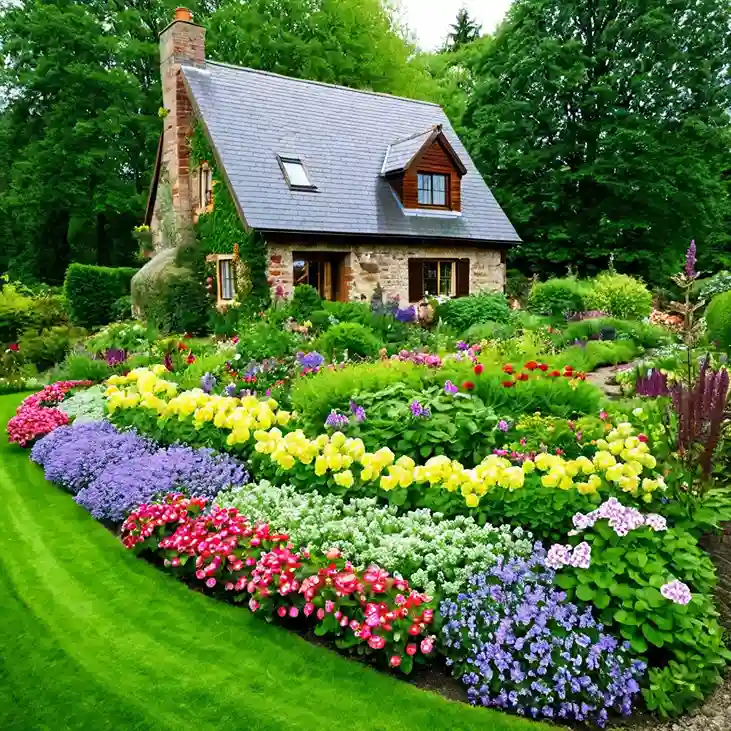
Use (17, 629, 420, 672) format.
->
(103, 370, 666, 508)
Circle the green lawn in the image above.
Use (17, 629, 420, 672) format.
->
(0, 393, 548, 731)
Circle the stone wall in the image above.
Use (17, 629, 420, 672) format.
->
(266, 241, 505, 302)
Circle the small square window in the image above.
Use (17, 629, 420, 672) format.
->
(218, 258, 235, 301)
(417, 173, 448, 207)
(278, 156, 316, 189)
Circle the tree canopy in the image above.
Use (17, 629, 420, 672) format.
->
(443, 8, 482, 52)
(459, 0, 731, 281)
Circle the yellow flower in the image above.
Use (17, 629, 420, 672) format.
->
(314, 455, 328, 476)
(522, 459, 535, 474)
(334, 470, 354, 488)
(465, 493, 480, 508)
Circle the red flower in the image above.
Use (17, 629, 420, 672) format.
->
(473, 363, 484, 375)
(186, 353, 196, 364)
(524, 361, 538, 371)
(462, 381, 475, 391)
(7, 343, 19, 352)
(502, 379, 516, 388)
(405, 644, 417, 656)
(502, 364, 514, 374)
(638, 434, 648, 443)
(548, 370, 561, 378)
(538, 363, 549, 372)
(389, 655, 402, 668)
(177, 342, 188, 351)
(516, 372, 529, 381)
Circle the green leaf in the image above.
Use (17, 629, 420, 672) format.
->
(630, 635, 648, 653)
(576, 584, 595, 602)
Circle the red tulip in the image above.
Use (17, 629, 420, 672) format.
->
(502, 380, 516, 388)
(462, 381, 475, 391)
(538, 363, 549, 372)
(473, 363, 484, 375)
(524, 361, 538, 371)
(516, 372, 529, 381)
(502, 364, 514, 374)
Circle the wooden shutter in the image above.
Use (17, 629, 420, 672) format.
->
(408, 259, 424, 302)
(456, 258, 470, 297)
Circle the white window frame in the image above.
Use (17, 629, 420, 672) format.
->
(422, 259, 456, 297)
(217, 255, 236, 302)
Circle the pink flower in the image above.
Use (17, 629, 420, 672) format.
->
(420, 637, 434, 654)
(324, 600, 334, 613)
(405, 644, 417, 656)
(316, 608, 325, 620)
(205, 577, 216, 588)
(248, 598, 259, 612)
(389, 655, 402, 668)
(367, 635, 386, 650)
(394, 594, 406, 606)
(277, 606, 287, 618)
(325, 547, 341, 559)
(289, 606, 299, 618)
(303, 602, 315, 616)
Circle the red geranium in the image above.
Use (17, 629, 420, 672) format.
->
(473, 363, 484, 375)
(462, 381, 475, 391)
(548, 370, 561, 378)
(516, 372, 529, 382)
(502, 364, 514, 374)
(524, 361, 538, 371)
(502, 379, 516, 388)
(537, 363, 549, 372)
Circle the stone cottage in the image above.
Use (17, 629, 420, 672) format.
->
(145, 8, 521, 307)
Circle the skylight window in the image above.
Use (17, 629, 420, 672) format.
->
(278, 156, 316, 190)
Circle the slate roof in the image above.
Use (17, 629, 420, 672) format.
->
(381, 128, 436, 175)
(182, 61, 521, 244)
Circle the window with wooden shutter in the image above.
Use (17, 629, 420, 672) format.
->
(456, 258, 470, 297)
(408, 259, 424, 302)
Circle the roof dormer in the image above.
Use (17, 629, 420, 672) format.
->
(381, 125, 467, 214)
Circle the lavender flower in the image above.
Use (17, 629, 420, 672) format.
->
(349, 400, 366, 423)
(547, 541, 592, 569)
(440, 550, 645, 726)
(200, 372, 216, 394)
(409, 399, 431, 419)
(324, 409, 349, 430)
(572, 498, 666, 536)
(105, 348, 126, 366)
(444, 380, 458, 395)
(394, 305, 416, 323)
(456, 340, 469, 351)
(661, 579, 692, 605)
(685, 239, 697, 279)
(224, 383, 238, 397)
(296, 351, 325, 372)
(497, 419, 510, 432)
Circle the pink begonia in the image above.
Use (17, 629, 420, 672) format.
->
(572, 498, 667, 537)
(661, 580, 692, 605)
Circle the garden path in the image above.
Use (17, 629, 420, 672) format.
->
(0, 393, 545, 731)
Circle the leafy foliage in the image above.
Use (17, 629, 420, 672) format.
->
(236, 322, 299, 362)
(314, 322, 383, 362)
(461, 0, 731, 281)
(63, 264, 138, 329)
(436, 292, 511, 333)
(705, 290, 731, 349)
(527, 278, 589, 317)
(585, 273, 653, 320)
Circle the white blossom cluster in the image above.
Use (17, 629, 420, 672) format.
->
(217, 481, 533, 596)
(59, 385, 106, 424)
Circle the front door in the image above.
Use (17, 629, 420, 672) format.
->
(293, 252, 344, 300)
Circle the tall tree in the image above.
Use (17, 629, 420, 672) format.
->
(461, 0, 731, 281)
(444, 8, 482, 52)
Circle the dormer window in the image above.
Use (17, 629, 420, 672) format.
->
(417, 173, 448, 207)
(278, 155, 316, 190)
(198, 162, 213, 207)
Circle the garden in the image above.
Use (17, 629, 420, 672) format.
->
(2, 244, 731, 729)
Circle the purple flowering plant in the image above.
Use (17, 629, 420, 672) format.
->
(33, 421, 248, 523)
(440, 547, 646, 726)
(552, 500, 728, 716)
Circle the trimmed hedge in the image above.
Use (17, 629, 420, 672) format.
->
(64, 265, 138, 329)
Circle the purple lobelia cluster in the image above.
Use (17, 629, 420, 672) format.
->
(32, 421, 248, 523)
(31, 421, 153, 494)
(440, 547, 645, 726)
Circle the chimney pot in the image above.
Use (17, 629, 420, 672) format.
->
(174, 7, 192, 22)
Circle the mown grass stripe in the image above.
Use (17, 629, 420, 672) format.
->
(0, 393, 547, 731)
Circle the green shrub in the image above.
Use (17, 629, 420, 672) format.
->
(527, 278, 590, 317)
(152, 268, 210, 335)
(318, 301, 411, 347)
(63, 264, 138, 328)
(705, 290, 731, 349)
(585, 272, 653, 320)
(291, 360, 430, 433)
(179, 350, 235, 390)
(289, 285, 322, 320)
(0, 282, 35, 344)
(465, 320, 517, 342)
(556, 318, 672, 349)
(18, 326, 85, 371)
(314, 322, 383, 362)
(111, 295, 132, 321)
(437, 291, 511, 332)
(237, 321, 299, 361)
(700, 271, 731, 302)
(208, 305, 241, 338)
(54, 352, 114, 382)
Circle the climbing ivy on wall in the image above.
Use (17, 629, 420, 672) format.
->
(189, 122, 270, 309)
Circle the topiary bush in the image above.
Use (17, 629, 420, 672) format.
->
(64, 264, 138, 329)
(705, 290, 731, 350)
(585, 272, 653, 320)
(437, 291, 511, 332)
(314, 322, 383, 361)
(289, 285, 322, 320)
(527, 278, 590, 317)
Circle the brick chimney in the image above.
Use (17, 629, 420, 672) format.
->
(158, 8, 205, 238)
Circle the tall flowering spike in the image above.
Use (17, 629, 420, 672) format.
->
(684, 239, 697, 279)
